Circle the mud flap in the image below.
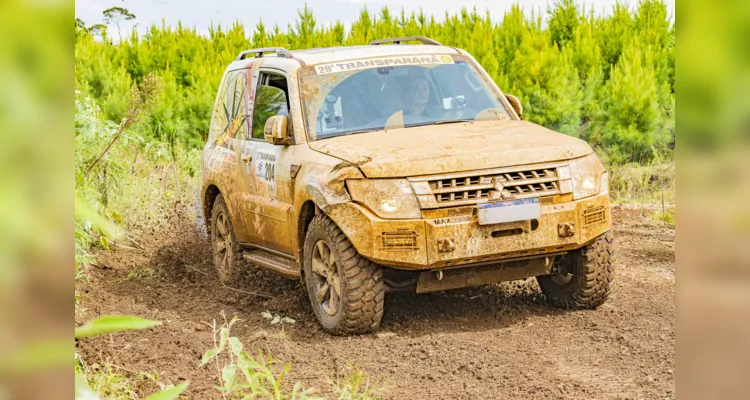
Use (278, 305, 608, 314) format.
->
(416, 255, 556, 293)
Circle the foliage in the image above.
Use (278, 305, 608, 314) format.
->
(651, 207, 675, 227)
(75, 315, 162, 338)
(330, 365, 387, 400)
(102, 6, 136, 40)
(75, 1, 675, 162)
(201, 314, 321, 399)
(74, 90, 200, 400)
(74, 92, 200, 282)
(75, 315, 190, 400)
(201, 314, 386, 399)
(603, 150, 675, 205)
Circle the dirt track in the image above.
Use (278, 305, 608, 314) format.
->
(77, 206, 675, 399)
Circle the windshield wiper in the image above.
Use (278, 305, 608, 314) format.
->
(433, 119, 474, 125)
(407, 119, 474, 129)
(344, 129, 379, 135)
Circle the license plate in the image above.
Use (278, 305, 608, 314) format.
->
(477, 197, 541, 225)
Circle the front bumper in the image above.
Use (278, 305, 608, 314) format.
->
(323, 192, 611, 270)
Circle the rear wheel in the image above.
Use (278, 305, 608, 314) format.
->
(211, 195, 243, 283)
(303, 214, 384, 335)
(537, 232, 615, 308)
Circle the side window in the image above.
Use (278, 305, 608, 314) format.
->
(208, 74, 230, 145)
(209, 69, 250, 147)
(251, 72, 291, 140)
(432, 62, 501, 113)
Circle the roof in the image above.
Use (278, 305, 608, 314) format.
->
(290, 44, 460, 65)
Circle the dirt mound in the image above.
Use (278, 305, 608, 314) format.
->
(77, 205, 675, 399)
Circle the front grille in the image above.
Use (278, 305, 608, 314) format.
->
(583, 206, 607, 228)
(423, 166, 563, 208)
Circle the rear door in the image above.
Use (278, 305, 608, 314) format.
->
(204, 67, 252, 238)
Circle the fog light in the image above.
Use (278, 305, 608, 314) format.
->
(379, 231, 418, 250)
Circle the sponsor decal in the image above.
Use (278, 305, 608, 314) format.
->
(207, 146, 235, 170)
(431, 215, 472, 226)
(315, 55, 454, 75)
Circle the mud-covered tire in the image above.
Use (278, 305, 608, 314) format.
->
(303, 214, 384, 335)
(210, 195, 244, 283)
(537, 231, 615, 308)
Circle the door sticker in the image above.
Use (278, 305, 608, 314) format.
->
(207, 146, 236, 170)
(255, 150, 277, 197)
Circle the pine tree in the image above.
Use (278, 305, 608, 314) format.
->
(598, 41, 665, 162)
(548, 0, 580, 48)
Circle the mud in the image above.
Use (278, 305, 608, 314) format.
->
(77, 206, 675, 399)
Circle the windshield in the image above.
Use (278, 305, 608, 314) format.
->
(298, 54, 513, 140)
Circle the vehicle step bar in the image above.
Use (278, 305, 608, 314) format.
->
(242, 247, 300, 279)
(370, 36, 441, 46)
(236, 47, 294, 60)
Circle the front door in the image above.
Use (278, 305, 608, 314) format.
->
(234, 68, 296, 254)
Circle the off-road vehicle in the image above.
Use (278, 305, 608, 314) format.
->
(201, 37, 614, 334)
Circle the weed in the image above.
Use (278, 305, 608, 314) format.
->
(607, 161, 675, 205)
(261, 311, 296, 326)
(77, 361, 151, 400)
(330, 364, 387, 400)
(126, 267, 156, 281)
(75, 315, 189, 399)
(651, 207, 676, 227)
(201, 313, 321, 400)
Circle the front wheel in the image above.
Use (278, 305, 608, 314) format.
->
(537, 232, 615, 308)
(303, 214, 384, 335)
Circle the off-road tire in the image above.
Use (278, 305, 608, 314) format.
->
(537, 231, 615, 308)
(210, 195, 244, 283)
(303, 214, 385, 335)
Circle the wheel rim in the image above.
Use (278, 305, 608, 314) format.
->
(310, 240, 341, 316)
(214, 211, 232, 276)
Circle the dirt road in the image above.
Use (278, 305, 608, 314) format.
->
(77, 206, 675, 399)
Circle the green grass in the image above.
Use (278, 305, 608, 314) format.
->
(606, 159, 675, 206)
(330, 364, 387, 400)
(201, 313, 387, 400)
(651, 207, 676, 227)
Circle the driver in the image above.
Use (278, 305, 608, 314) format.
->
(402, 76, 432, 118)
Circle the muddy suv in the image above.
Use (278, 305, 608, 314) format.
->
(201, 37, 614, 335)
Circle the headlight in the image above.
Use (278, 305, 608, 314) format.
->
(569, 153, 606, 200)
(346, 179, 422, 219)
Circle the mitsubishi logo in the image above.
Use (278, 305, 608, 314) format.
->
(490, 177, 514, 200)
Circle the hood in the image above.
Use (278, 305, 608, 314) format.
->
(308, 120, 593, 178)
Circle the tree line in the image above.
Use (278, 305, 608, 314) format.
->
(75, 0, 674, 163)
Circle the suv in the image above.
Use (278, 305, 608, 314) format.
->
(201, 37, 614, 335)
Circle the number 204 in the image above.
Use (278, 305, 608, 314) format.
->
(264, 163, 275, 181)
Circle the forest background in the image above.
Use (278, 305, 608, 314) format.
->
(75, 0, 675, 162)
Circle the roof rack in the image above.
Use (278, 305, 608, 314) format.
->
(236, 47, 294, 61)
(369, 36, 442, 46)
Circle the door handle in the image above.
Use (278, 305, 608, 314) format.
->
(241, 154, 252, 165)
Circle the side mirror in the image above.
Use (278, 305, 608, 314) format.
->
(264, 115, 289, 145)
(505, 94, 523, 120)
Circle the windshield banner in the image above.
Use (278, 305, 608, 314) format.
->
(315, 55, 454, 75)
